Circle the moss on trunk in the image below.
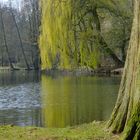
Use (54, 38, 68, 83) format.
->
(122, 104, 140, 140)
(108, 0, 140, 139)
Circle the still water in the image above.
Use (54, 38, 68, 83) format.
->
(0, 71, 120, 128)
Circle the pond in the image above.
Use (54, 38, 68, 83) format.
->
(0, 71, 120, 128)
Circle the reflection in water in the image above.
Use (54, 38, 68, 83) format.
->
(0, 71, 120, 127)
(0, 71, 42, 126)
(0, 109, 42, 126)
(0, 71, 40, 86)
(41, 75, 120, 128)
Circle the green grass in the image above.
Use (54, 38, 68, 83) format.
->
(0, 121, 120, 140)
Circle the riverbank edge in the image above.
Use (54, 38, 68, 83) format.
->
(0, 66, 123, 76)
(42, 67, 123, 76)
(0, 121, 120, 140)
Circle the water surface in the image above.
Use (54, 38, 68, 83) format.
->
(0, 71, 120, 127)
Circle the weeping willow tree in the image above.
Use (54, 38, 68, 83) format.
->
(39, 0, 100, 70)
(39, 0, 133, 70)
(108, 0, 140, 139)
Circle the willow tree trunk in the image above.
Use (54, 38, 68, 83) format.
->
(108, 0, 140, 139)
(92, 7, 124, 67)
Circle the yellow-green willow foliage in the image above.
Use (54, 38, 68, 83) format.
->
(39, 0, 100, 70)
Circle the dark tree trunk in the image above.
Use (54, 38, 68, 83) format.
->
(28, 0, 40, 70)
(92, 7, 124, 67)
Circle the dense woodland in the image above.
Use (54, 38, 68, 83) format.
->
(0, 0, 40, 70)
(0, 0, 133, 71)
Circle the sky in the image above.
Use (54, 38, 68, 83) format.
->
(0, 0, 21, 3)
(0, 0, 21, 9)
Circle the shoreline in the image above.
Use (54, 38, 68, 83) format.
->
(43, 67, 123, 76)
(0, 66, 123, 76)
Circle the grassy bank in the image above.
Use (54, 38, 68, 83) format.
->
(0, 122, 120, 140)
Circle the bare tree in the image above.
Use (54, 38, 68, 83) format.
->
(0, 6, 14, 69)
(11, 11, 30, 70)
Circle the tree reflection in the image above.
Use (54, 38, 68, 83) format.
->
(41, 74, 119, 128)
